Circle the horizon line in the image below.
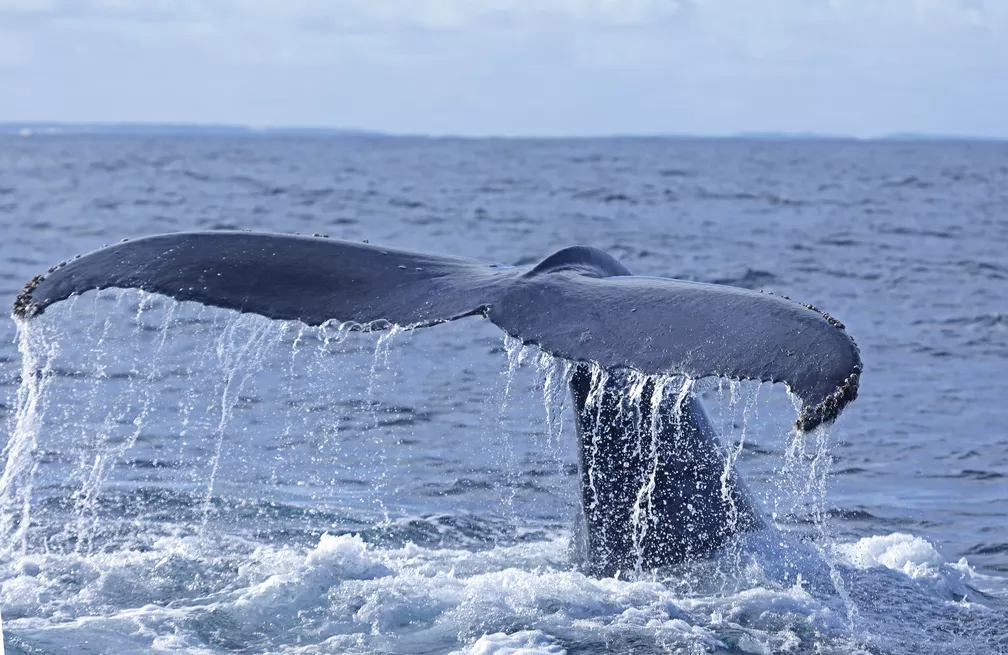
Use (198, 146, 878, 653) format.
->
(1, 121, 1005, 142)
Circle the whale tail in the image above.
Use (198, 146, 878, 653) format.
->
(15, 231, 860, 432)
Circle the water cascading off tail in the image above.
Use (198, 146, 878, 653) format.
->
(568, 364, 766, 576)
(0, 318, 58, 555)
(1, 301, 843, 600)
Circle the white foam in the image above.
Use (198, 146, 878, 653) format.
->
(237, 533, 392, 615)
(835, 532, 944, 579)
(0, 529, 999, 653)
(454, 630, 565, 655)
(832, 531, 986, 610)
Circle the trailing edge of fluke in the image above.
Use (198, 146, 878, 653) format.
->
(13, 231, 861, 432)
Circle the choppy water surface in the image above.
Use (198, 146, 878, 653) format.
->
(0, 136, 1005, 654)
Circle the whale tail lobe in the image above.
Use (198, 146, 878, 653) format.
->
(15, 231, 860, 432)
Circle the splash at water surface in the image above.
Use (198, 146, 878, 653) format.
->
(0, 290, 1002, 654)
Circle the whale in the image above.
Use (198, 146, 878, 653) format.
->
(13, 231, 861, 575)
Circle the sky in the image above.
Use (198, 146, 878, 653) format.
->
(0, 0, 1006, 137)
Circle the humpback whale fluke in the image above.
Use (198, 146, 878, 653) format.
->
(13, 231, 861, 574)
(13, 231, 860, 432)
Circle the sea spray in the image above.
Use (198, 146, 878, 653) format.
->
(720, 382, 762, 542)
(201, 313, 280, 527)
(366, 323, 408, 525)
(769, 393, 865, 643)
(582, 363, 609, 523)
(0, 318, 58, 555)
(621, 371, 650, 462)
(0, 303, 966, 654)
(308, 320, 358, 499)
(272, 323, 307, 487)
(284, 320, 355, 489)
(534, 352, 572, 477)
(498, 335, 532, 515)
(3, 295, 863, 609)
(56, 292, 118, 550)
(629, 375, 670, 572)
(68, 292, 120, 488)
(174, 304, 221, 489)
(72, 295, 181, 552)
(808, 423, 862, 640)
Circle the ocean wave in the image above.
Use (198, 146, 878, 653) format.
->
(1, 530, 999, 653)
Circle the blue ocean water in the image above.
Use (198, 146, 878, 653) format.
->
(0, 135, 1005, 653)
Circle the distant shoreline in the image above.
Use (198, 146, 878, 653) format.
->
(0, 122, 1004, 142)
(0, 123, 381, 138)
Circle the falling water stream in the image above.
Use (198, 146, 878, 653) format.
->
(0, 318, 58, 556)
(0, 292, 1001, 654)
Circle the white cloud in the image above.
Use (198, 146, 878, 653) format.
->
(0, 0, 1005, 135)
